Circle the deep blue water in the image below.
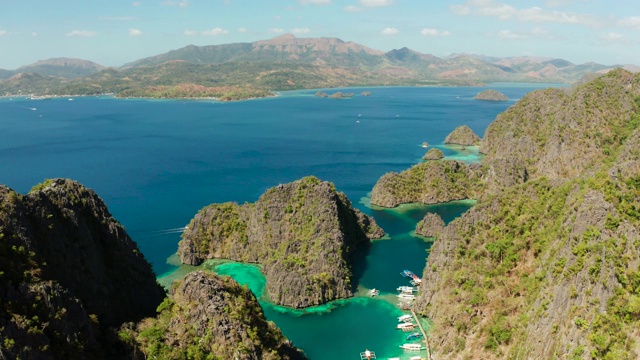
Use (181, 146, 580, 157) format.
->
(0, 84, 559, 359)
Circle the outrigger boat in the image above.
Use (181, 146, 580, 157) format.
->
(397, 322, 415, 330)
(368, 288, 380, 296)
(397, 293, 416, 300)
(406, 332, 423, 341)
(397, 286, 417, 294)
(397, 314, 413, 323)
(401, 269, 422, 285)
(399, 343, 425, 351)
(359, 349, 376, 359)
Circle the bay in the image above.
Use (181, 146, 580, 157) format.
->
(0, 84, 560, 359)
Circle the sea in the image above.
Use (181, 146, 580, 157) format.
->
(0, 83, 561, 360)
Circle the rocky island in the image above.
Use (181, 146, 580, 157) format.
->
(406, 69, 640, 359)
(444, 125, 481, 146)
(370, 160, 482, 208)
(0, 179, 306, 359)
(178, 176, 384, 308)
(474, 89, 508, 101)
(422, 148, 444, 160)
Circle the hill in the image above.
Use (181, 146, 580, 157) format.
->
(396, 69, 640, 358)
(0, 35, 629, 99)
(0, 58, 105, 80)
(178, 176, 384, 308)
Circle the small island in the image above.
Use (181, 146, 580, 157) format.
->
(423, 148, 444, 160)
(444, 125, 481, 146)
(178, 176, 384, 308)
(315, 91, 354, 99)
(474, 89, 508, 101)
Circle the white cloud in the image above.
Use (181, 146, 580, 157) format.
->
(299, 0, 331, 4)
(421, 28, 451, 37)
(132, 1, 142, 6)
(496, 29, 528, 40)
(238, 27, 248, 33)
(344, 5, 362, 12)
(618, 16, 640, 29)
(269, 28, 285, 34)
(450, 1, 606, 27)
(360, 0, 393, 7)
(597, 32, 635, 45)
(0, 30, 6, 37)
(32, 32, 37, 37)
(162, 0, 188, 7)
(129, 28, 143, 37)
(292, 27, 311, 34)
(66, 30, 96, 37)
(381, 27, 399, 35)
(183, 29, 198, 36)
(201, 28, 229, 36)
(517, 7, 603, 27)
(420, 28, 451, 36)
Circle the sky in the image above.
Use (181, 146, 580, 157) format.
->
(1, 0, 640, 69)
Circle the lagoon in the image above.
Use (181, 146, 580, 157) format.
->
(0, 84, 558, 359)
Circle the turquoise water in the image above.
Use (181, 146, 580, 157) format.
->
(0, 84, 559, 359)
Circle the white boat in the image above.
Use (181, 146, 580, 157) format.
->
(397, 294, 416, 300)
(397, 286, 416, 294)
(410, 279, 422, 286)
(397, 322, 415, 329)
(399, 343, 425, 351)
(397, 314, 413, 323)
(368, 288, 379, 296)
(360, 349, 376, 359)
(409, 356, 422, 360)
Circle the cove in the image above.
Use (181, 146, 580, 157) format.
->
(0, 83, 562, 359)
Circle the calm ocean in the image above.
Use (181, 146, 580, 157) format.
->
(0, 84, 558, 359)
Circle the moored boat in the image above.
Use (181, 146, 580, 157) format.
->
(397, 322, 415, 330)
(398, 314, 413, 323)
(406, 332, 423, 341)
(399, 343, 425, 351)
(397, 286, 416, 294)
(359, 349, 376, 359)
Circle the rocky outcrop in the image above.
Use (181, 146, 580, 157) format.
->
(480, 69, 640, 181)
(178, 176, 384, 308)
(370, 160, 481, 208)
(134, 271, 306, 360)
(0, 179, 165, 359)
(444, 125, 481, 146)
(422, 148, 444, 160)
(413, 69, 640, 359)
(415, 213, 445, 238)
(474, 89, 508, 101)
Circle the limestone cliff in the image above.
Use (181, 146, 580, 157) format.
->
(474, 89, 508, 101)
(480, 69, 640, 182)
(370, 160, 481, 208)
(444, 125, 481, 146)
(133, 271, 306, 359)
(0, 179, 166, 359)
(178, 176, 384, 308)
(415, 213, 445, 238)
(422, 148, 444, 160)
(413, 70, 640, 359)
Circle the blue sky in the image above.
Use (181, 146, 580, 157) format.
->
(1, 0, 639, 69)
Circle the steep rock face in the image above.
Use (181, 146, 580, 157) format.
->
(422, 148, 445, 160)
(480, 69, 640, 181)
(474, 89, 508, 101)
(0, 179, 165, 359)
(415, 213, 445, 238)
(414, 70, 640, 359)
(178, 176, 384, 308)
(135, 271, 306, 360)
(370, 160, 481, 208)
(444, 125, 481, 146)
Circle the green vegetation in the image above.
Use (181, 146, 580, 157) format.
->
(179, 176, 383, 308)
(418, 70, 640, 359)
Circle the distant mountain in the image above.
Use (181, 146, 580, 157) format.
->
(0, 58, 105, 80)
(0, 34, 634, 98)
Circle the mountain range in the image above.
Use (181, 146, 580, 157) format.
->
(1, 34, 637, 99)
